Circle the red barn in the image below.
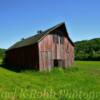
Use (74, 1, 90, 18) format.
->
(4, 23, 74, 71)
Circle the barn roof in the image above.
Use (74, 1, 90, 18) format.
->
(7, 22, 74, 50)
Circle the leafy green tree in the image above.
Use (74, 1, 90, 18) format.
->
(75, 38, 100, 61)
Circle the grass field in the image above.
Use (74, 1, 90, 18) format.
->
(0, 59, 2, 64)
(0, 61, 100, 100)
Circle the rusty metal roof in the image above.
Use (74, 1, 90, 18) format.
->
(7, 22, 74, 50)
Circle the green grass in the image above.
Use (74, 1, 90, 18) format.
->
(0, 61, 100, 100)
(0, 59, 2, 64)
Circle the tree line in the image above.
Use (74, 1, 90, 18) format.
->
(75, 38, 100, 61)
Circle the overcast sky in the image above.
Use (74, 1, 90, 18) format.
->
(0, 0, 100, 48)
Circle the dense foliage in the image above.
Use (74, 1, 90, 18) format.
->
(75, 38, 100, 60)
(0, 48, 5, 59)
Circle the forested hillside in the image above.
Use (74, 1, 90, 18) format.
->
(0, 48, 5, 59)
(75, 38, 100, 60)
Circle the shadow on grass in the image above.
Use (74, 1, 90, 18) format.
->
(0, 63, 21, 72)
(0, 63, 38, 73)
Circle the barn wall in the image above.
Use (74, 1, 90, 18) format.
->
(64, 38, 74, 67)
(38, 27, 74, 71)
(38, 35, 52, 71)
(5, 44, 39, 71)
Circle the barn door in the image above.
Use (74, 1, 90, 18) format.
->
(66, 53, 70, 66)
(40, 51, 52, 70)
(54, 59, 64, 67)
(46, 51, 52, 69)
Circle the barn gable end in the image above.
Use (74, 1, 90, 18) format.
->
(38, 23, 74, 71)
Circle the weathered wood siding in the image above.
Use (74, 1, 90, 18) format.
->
(38, 35, 52, 71)
(5, 44, 39, 71)
(64, 38, 74, 67)
(38, 28, 74, 71)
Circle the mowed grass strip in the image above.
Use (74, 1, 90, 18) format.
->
(0, 61, 100, 100)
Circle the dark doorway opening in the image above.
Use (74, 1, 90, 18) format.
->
(54, 60, 59, 67)
(54, 59, 64, 67)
